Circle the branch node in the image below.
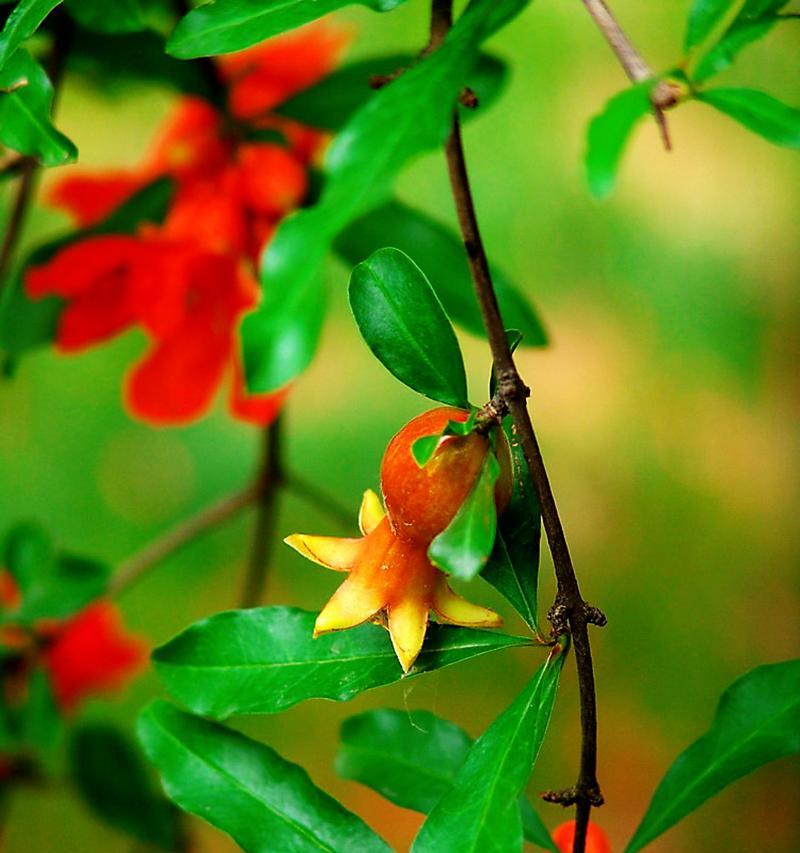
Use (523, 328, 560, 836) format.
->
(583, 603, 608, 628)
(459, 86, 479, 109)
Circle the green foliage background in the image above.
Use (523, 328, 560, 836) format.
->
(1, 1, 798, 850)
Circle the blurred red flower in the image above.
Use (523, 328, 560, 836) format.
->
(26, 23, 345, 426)
(552, 820, 613, 853)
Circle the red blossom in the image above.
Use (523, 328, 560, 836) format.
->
(27, 24, 345, 427)
(552, 821, 613, 853)
(42, 601, 147, 713)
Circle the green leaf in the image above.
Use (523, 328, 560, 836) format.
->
(412, 642, 567, 852)
(585, 82, 653, 199)
(278, 53, 508, 133)
(696, 88, 800, 148)
(482, 422, 542, 632)
(0, 0, 62, 71)
(429, 450, 500, 580)
(152, 606, 535, 719)
(685, 0, 738, 50)
(19, 669, 61, 753)
(0, 49, 76, 165)
(138, 701, 390, 853)
(70, 723, 182, 851)
(626, 659, 800, 852)
(3, 521, 54, 592)
(412, 434, 442, 467)
(242, 0, 532, 393)
(1, 177, 174, 364)
(694, 2, 796, 81)
(66, 0, 148, 33)
(335, 202, 546, 346)
(336, 709, 556, 851)
(349, 247, 469, 407)
(168, 0, 407, 59)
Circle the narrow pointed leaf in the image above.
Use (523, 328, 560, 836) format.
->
(413, 434, 442, 467)
(685, 0, 738, 50)
(242, 0, 531, 392)
(412, 642, 568, 852)
(692, 0, 794, 82)
(168, 0, 407, 59)
(696, 88, 800, 148)
(70, 723, 182, 850)
(337, 709, 556, 851)
(482, 422, 541, 631)
(626, 659, 800, 853)
(0, 1, 62, 71)
(152, 607, 535, 719)
(586, 82, 653, 199)
(429, 451, 500, 580)
(279, 53, 508, 133)
(0, 49, 76, 165)
(349, 247, 469, 407)
(138, 701, 390, 853)
(335, 202, 546, 346)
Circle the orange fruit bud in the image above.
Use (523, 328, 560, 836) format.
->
(552, 820, 612, 853)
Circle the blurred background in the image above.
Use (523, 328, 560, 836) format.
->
(1, 0, 799, 850)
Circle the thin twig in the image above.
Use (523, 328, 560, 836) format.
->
(239, 418, 283, 608)
(430, 4, 605, 852)
(579, 0, 679, 150)
(107, 485, 258, 596)
(283, 471, 357, 530)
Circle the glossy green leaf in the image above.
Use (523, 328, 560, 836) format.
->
(152, 607, 534, 719)
(0, 0, 61, 71)
(482, 422, 542, 632)
(692, 0, 794, 81)
(412, 434, 442, 467)
(278, 53, 508, 133)
(349, 247, 469, 407)
(70, 723, 182, 850)
(429, 450, 500, 580)
(1, 178, 174, 363)
(337, 709, 556, 851)
(412, 642, 567, 852)
(585, 82, 653, 199)
(242, 0, 531, 392)
(685, 0, 738, 49)
(138, 701, 390, 853)
(335, 202, 546, 346)
(168, 0, 407, 59)
(696, 88, 800, 148)
(0, 49, 76, 165)
(66, 0, 148, 33)
(626, 659, 800, 852)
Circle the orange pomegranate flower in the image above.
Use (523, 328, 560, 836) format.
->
(286, 407, 511, 672)
(42, 601, 147, 713)
(552, 821, 613, 853)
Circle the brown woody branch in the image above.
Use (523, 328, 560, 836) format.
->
(430, 3, 605, 852)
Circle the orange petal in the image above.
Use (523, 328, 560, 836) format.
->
(388, 595, 430, 673)
(284, 534, 362, 571)
(358, 489, 385, 536)
(432, 577, 503, 628)
(314, 577, 384, 636)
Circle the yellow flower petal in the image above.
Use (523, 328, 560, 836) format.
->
(314, 577, 385, 636)
(358, 489, 385, 535)
(432, 577, 503, 628)
(388, 595, 429, 673)
(284, 534, 362, 571)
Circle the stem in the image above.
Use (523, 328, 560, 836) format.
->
(580, 0, 650, 82)
(239, 418, 283, 608)
(0, 12, 72, 294)
(430, 4, 604, 851)
(108, 485, 257, 596)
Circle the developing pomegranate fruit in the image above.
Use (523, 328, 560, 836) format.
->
(285, 406, 511, 671)
(552, 820, 613, 853)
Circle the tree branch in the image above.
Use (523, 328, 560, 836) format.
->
(430, 4, 605, 852)
(239, 418, 284, 608)
(107, 484, 257, 596)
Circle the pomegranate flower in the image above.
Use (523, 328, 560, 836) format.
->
(285, 407, 511, 672)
